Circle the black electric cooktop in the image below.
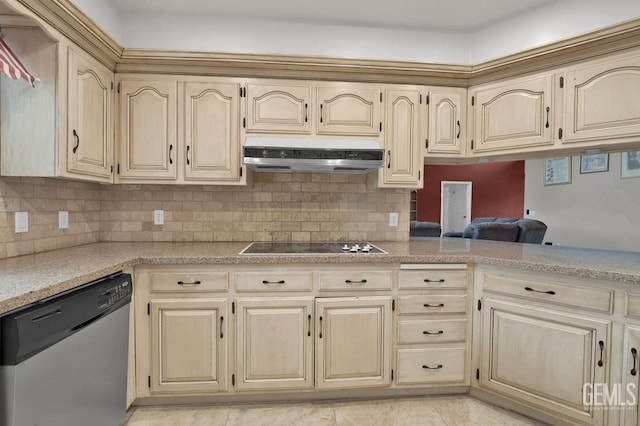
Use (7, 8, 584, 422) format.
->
(240, 242, 386, 254)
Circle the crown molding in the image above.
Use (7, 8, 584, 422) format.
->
(15, 0, 122, 68)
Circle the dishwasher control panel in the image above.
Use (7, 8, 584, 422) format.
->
(98, 279, 131, 308)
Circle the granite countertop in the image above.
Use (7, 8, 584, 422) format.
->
(1, 239, 639, 315)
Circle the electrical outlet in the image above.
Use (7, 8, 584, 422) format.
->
(154, 210, 164, 225)
(389, 212, 399, 227)
(15, 211, 28, 233)
(59, 211, 69, 229)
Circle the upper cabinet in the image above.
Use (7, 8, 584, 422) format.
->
(245, 83, 312, 134)
(115, 75, 245, 185)
(184, 82, 241, 182)
(0, 26, 115, 183)
(67, 46, 114, 181)
(562, 50, 640, 145)
(378, 89, 423, 188)
(117, 77, 178, 181)
(469, 73, 556, 154)
(317, 85, 382, 136)
(426, 88, 467, 156)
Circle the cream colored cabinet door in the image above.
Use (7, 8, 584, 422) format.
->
(622, 325, 640, 426)
(66, 47, 114, 182)
(382, 90, 422, 187)
(117, 78, 178, 180)
(245, 83, 311, 134)
(470, 74, 554, 153)
(235, 298, 314, 391)
(480, 299, 609, 426)
(427, 88, 466, 155)
(150, 298, 226, 394)
(563, 52, 640, 144)
(317, 85, 381, 136)
(184, 82, 241, 182)
(316, 296, 392, 389)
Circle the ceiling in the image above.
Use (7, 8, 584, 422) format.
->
(107, 0, 555, 32)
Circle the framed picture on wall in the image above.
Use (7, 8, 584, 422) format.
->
(544, 156, 571, 186)
(621, 151, 640, 179)
(580, 153, 609, 174)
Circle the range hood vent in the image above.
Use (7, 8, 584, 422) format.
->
(243, 137, 384, 174)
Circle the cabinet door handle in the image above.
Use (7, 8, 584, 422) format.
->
(524, 286, 555, 295)
(345, 279, 367, 285)
(305, 103, 308, 123)
(632, 348, 637, 376)
(422, 364, 443, 369)
(422, 330, 444, 335)
(387, 150, 391, 168)
(186, 145, 191, 165)
(319, 316, 323, 338)
(545, 106, 550, 128)
(169, 144, 173, 164)
(177, 280, 201, 285)
(456, 120, 461, 139)
(72, 129, 80, 154)
(320, 104, 323, 123)
(262, 280, 285, 285)
(598, 340, 605, 367)
(423, 303, 444, 308)
(307, 314, 311, 337)
(219, 316, 224, 339)
(424, 278, 445, 283)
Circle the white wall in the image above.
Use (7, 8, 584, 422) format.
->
(72, 0, 640, 64)
(71, 0, 122, 42)
(524, 154, 640, 252)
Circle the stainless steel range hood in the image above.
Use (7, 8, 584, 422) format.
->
(243, 137, 384, 174)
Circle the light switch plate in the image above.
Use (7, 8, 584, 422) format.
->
(15, 211, 28, 233)
(59, 211, 69, 229)
(389, 212, 399, 227)
(154, 210, 164, 225)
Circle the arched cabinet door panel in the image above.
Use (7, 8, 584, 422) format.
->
(246, 83, 312, 134)
(317, 85, 381, 136)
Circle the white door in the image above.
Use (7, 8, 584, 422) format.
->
(441, 182, 472, 234)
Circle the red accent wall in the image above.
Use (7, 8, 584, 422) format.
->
(417, 161, 525, 223)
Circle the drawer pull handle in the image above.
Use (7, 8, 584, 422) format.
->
(524, 286, 555, 295)
(307, 314, 311, 337)
(177, 280, 202, 285)
(423, 303, 444, 308)
(424, 279, 445, 283)
(598, 340, 605, 367)
(631, 348, 637, 376)
(345, 279, 367, 284)
(423, 330, 444, 335)
(319, 316, 323, 339)
(262, 280, 285, 285)
(219, 316, 224, 339)
(422, 364, 443, 370)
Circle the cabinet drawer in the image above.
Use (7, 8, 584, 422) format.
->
(398, 319, 466, 344)
(398, 295, 467, 315)
(626, 293, 640, 319)
(398, 270, 467, 289)
(235, 271, 313, 292)
(397, 348, 465, 384)
(150, 271, 228, 292)
(482, 272, 613, 313)
(318, 270, 392, 291)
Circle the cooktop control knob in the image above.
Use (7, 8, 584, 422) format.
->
(362, 245, 371, 253)
(341, 244, 350, 251)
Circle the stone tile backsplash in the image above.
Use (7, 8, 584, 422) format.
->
(0, 173, 410, 259)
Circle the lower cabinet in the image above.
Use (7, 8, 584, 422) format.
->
(149, 298, 227, 394)
(315, 297, 392, 389)
(235, 297, 314, 391)
(622, 324, 640, 426)
(479, 298, 610, 426)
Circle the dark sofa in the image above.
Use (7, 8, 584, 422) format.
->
(409, 221, 442, 238)
(443, 217, 547, 244)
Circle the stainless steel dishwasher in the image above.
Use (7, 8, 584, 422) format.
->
(0, 272, 132, 426)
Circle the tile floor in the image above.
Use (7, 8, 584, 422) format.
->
(125, 395, 548, 425)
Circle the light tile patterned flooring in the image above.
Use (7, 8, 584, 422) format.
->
(125, 395, 548, 425)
